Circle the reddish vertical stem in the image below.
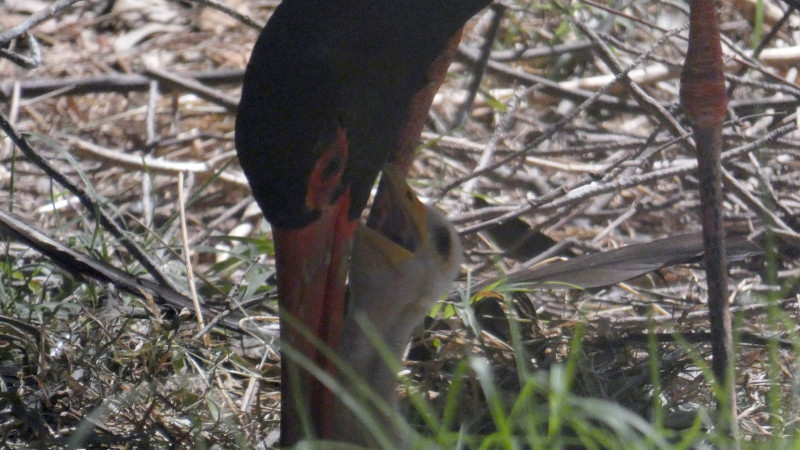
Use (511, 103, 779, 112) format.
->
(679, 0, 737, 438)
(680, 1, 727, 128)
(274, 193, 356, 443)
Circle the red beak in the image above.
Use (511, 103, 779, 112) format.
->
(267, 129, 357, 441)
(273, 191, 356, 441)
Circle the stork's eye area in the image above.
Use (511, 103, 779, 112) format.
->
(433, 225, 451, 258)
(305, 127, 349, 209)
(322, 154, 343, 180)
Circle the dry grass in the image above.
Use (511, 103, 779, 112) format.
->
(1, 0, 799, 447)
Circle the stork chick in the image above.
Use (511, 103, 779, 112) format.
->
(333, 167, 463, 447)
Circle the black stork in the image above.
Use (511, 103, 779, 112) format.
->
(235, 0, 491, 445)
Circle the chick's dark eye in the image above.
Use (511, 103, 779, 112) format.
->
(433, 225, 451, 257)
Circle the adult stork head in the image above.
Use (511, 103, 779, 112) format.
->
(235, 0, 490, 444)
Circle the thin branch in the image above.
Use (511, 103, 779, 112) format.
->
(0, 111, 178, 291)
(0, 0, 86, 44)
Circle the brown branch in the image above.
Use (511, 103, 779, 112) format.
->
(0, 0, 85, 45)
(0, 69, 244, 100)
(0, 110, 178, 291)
(455, 122, 796, 236)
(145, 67, 240, 112)
(0, 208, 243, 332)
